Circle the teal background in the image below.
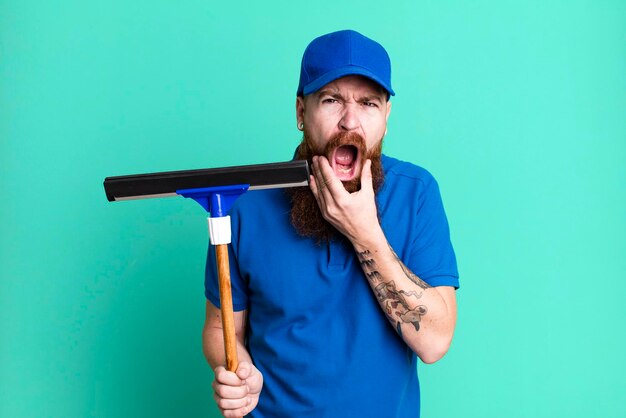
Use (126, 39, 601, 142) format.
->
(1, 1, 624, 417)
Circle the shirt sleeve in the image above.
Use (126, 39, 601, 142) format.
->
(204, 236, 250, 312)
(407, 174, 459, 289)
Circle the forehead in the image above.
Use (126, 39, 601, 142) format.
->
(312, 75, 387, 98)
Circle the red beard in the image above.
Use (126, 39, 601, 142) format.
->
(286, 131, 385, 243)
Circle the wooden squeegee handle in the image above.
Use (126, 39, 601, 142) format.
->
(215, 244, 239, 373)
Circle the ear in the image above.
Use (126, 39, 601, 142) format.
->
(385, 100, 392, 123)
(296, 96, 305, 126)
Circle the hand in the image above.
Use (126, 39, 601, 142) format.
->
(309, 155, 382, 245)
(212, 361, 263, 417)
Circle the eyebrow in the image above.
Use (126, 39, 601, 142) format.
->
(360, 94, 385, 103)
(317, 89, 343, 100)
(316, 90, 385, 103)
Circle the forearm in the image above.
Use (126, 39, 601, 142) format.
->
(203, 326, 252, 369)
(352, 227, 457, 363)
(203, 304, 263, 417)
(202, 305, 252, 369)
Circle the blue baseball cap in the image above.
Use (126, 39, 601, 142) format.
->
(297, 30, 395, 97)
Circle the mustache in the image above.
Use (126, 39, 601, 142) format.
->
(322, 131, 367, 163)
(296, 131, 366, 162)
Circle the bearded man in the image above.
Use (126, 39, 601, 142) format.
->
(203, 30, 459, 418)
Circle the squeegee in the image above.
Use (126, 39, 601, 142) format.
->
(104, 160, 310, 374)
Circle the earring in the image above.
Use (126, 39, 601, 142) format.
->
(298, 122, 304, 131)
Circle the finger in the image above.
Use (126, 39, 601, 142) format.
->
(214, 367, 244, 386)
(309, 173, 319, 198)
(310, 157, 328, 208)
(360, 159, 374, 196)
(311, 156, 326, 190)
(214, 392, 251, 411)
(212, 379, 249, 400)
(236, 361, 251, 381)
(315, 155, 347, 198)
(222, 405, 251, 418)
(241, 363, 263, 395)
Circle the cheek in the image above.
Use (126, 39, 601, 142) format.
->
(305, 117, 334, 141)
(303, 126, 328, 153)
(364, 119, 387, 144)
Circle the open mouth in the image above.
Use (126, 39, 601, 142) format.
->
(330, 145, 361, 181)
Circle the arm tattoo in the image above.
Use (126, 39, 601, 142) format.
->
(357, 250, 382, 283)
(357, 250, 376, 268)
(390, 247, 432, 290)
(357, 247, 430, 333)
(375, 281, 427, 332)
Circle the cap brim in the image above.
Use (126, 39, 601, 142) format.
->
(302, 65, 395, 97)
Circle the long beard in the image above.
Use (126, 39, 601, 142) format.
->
(286, 131, 385, 244)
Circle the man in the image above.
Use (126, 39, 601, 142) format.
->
(203, 30, 459, 417)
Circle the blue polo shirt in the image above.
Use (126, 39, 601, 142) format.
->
(205, 155, 459, 418)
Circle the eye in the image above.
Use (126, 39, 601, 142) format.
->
(363, 101, 379, 108)
(322, 98, 338, 104)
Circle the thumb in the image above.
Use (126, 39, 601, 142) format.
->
(360, 159, 374, 195)
(236, 361, 252, 380)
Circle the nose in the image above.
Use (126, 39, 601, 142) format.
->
(339, 103, 359, 131)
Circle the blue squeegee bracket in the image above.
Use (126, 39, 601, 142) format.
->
(176, 184, 249, 217)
